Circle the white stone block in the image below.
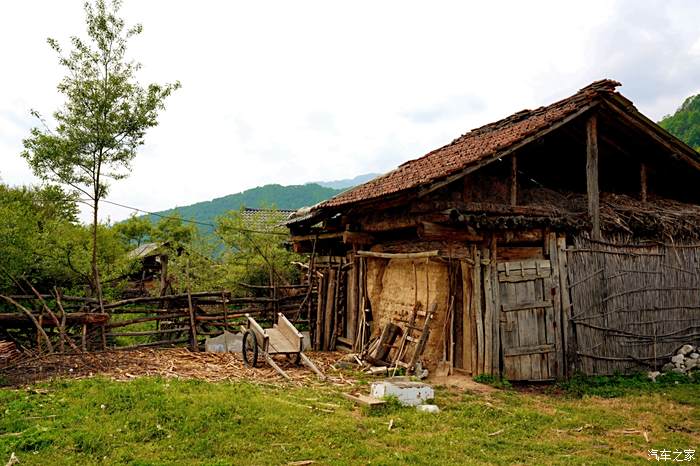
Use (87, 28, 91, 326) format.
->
(204, 331, 242, 353)
(370, 378, 434, 406)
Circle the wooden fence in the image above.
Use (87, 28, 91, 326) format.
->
(0, 285, 312, 354)
(567, 235, 700, 374)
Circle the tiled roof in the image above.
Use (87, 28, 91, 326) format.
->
(319, 79, 621, 210)
(241, 207, 297, 231)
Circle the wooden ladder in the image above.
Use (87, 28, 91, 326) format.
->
(393, 302, 436, 373)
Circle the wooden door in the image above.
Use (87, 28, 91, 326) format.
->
(497, 259, 561, 381)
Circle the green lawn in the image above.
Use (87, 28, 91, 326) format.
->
(0, 375, 698, 465)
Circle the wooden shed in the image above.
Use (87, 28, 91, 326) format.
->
(287, 80, 700, 381)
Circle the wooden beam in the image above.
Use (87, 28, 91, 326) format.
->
(342, 230, 374, 245)
(586, 115, 601, 240)
(640, 163, 648, 203)
(355, 250, 439, 260)
(417, 221, 483, 242)
(290, 231, 343, 243)
(510, 156, 518, 206)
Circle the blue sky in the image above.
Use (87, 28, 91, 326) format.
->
(2, 0, 699, 222)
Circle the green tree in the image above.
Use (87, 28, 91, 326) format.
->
(21, 0, 179, 306)
(113, 213, 154, 247)
(659, 94, 700, 151)
(216, 208, 301, 289)
(0, 184, 85, 292)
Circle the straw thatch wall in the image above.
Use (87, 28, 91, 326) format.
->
(365, 258, 450, 368)
(567, 235, 700, 375)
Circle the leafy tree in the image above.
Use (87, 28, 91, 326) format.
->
(21, 0, 179, 304)
(0, 184, 132, 294)
(659, 94, 700, 151)
(216, 208, 302, 289)
(113, 213, 154, 247)
(152, 214, 196, 250)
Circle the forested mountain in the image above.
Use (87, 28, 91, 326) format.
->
(148, 183, 344, 228)
(314, 173, 379, 189)
(659, 94, 700, 151)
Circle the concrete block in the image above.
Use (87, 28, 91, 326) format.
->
(370, 378, 434, 406)
(205, 331, 242, 353)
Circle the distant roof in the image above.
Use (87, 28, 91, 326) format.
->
(290, 79, 699, 223)
(241, 207, 296, 231)
(128, 242, 162, 259)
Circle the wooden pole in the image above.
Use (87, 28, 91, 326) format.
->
(0, 295, 53, 353)
(640, 163, 648, 202)
(187, 291, 198, 351)
(510, 155, 518, 206)
(324, 268, 337, 351)
(586, 114, 601, 240)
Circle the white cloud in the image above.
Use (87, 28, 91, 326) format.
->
(1, 0, 699, 222)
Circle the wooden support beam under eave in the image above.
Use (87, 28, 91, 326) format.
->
(586, 114, 601, 240)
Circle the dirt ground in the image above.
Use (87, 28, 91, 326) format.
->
(0, 348, 357, 387)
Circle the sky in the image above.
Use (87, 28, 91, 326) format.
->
(2, 0, 700, 223)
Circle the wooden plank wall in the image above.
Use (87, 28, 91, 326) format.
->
(566, 235, 700, 374)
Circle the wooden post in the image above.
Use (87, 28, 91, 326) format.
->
(323, 268, 337, 351)
(314, 274, 325, 351)
(346, 257, 358, 341)
(159, 254, 169, 296)
(187, 290, 198, 351)
(510, 155, 518, 206)
(460, 260, 473, 374)
(547, 232, 565, 379)
(472, 248, 483, 375)
(556, 235, 575, 376)
(640, 163, 648, 202)
(481, 247, 493, 375)
(490, 234, 500, 376)
(586, 115, 601, 240)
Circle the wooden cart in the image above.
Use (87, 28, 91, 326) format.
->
(240, 313, 325, 381)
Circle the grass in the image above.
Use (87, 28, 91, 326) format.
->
(0, 375, 698, 465)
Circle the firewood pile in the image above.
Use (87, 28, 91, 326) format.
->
(0, 348, 354, 387)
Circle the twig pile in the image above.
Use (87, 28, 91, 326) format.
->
(0, 348, 353, 387)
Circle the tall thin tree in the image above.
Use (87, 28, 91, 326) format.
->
(22, 0, 180, 308)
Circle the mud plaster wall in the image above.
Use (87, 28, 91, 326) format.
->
(365, 258, 450, 369)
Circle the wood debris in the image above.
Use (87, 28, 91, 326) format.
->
(0, 348, 352, 386)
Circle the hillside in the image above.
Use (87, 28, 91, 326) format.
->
(149, 183, 345, 228)
(314, 173, 379, 189)
(659, 94, 700, 150)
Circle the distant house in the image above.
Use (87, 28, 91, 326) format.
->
(287, 80, 700, 380)
(126, 242, 175, 297)
(240, 207, 296, 232)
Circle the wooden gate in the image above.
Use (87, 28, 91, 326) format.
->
(497, 259, 562, 381)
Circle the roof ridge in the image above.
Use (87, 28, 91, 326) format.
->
(307, 79, 626, 213)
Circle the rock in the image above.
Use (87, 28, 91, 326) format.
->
(678, 345, 695, 356)
(647, 371, 661, 382)
(671, 367, 686, 374)
(685, 359, 698, 371)
(671, 354, 685, 366)
(370, 378, 434, 407)
(416, 404, 440, 413)
(661, 362, 675, 373)
(690, 353, 699, 359)
(366, 366, 388, 376)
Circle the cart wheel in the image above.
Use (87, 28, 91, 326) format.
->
(242, 331, 258, 368)
(287, 352, 302, 366)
